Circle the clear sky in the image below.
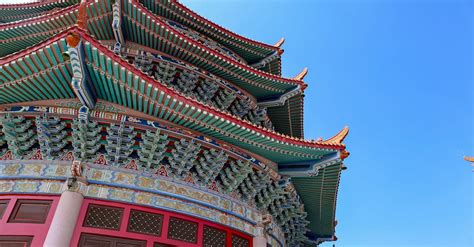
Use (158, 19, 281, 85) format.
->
(181, 0, 473, 246)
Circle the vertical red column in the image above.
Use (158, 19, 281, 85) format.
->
(120, 207, 131, 231)
(197, 222, 204, 246)
(161, 214, 170, 241)
(226, 230, 232, 247)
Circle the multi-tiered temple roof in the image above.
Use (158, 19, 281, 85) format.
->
(0, 0, 349, 246)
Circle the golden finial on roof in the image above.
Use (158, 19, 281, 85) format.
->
(274, 38, 285, 48)
(321, 126, 349, 145)
(293, 67, 308, 81)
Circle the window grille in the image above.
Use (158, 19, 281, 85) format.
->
(167, 217, 198, 243)
(203, 225, 226, 247)
(127, 209, 164, 236)
(232, 235, 250, 247)
(83, 204, 123, 230)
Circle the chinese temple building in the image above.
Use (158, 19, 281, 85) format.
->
(0, 0, 349, 246)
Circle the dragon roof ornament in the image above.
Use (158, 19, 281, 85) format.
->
(274, 38, 285, 48)
(293, 67, 309, 81)
(321, 126, 349, 146)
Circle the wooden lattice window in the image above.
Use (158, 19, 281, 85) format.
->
(0, 236, 33, 247)
(78, 233, 146, 247)
(203, 225, 226, 247)
(232, 235, 250, 247)
(167, 217, 198, 243)
(127, 210, 164, 236)
(83, 204, 123, 230)
(8, 200, 52, 223)
(0, 199, 9, 219)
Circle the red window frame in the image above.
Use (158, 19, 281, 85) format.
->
(0, 199, 9, 219)
(0, 195, 59, 247)
(72, 198, 253, 247)
(8, 199, 53, 224)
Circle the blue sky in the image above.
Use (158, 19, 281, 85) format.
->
(182, 0, 473, 246)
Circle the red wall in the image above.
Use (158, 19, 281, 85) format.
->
(0, 195, 253, 246)
(0, 195, 60, 246)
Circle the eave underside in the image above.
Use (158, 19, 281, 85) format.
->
(267, 94, 304, 138)
(291, 163, 342, 241)
(138, 0, 280, 65)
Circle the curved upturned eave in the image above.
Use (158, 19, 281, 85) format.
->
(0, 0, 78, 23)
(0, 3, 79, 30)
(0, 1, 114, 58)
(128, 0, 307, 96)
(2, 0, 306, 100)
(0, 28, 70, 65)
(172, 0, 279, 51)
(79, 28, 343, 149)
(150, 0, 282, 63)
(0, 0, 65, 8)
(0, 36, 75, 104)
(100, 40, 258, 104)
(1, 28, 345, 160)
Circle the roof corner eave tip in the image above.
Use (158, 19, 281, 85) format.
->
(293, 67, 308, 81)
(170, 0, 281, 52)
(274, 37, 285, 48)
(464, 156, 474, 162)
(320, 126, 349, 146)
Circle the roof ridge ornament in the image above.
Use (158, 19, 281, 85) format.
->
(293, 67, 308, 81)
(65, 0, 87, 48)
(464, 156, 474, 162)
(274, 38, 285, 48)
(320, 126, 349, 145)
(76, 0, 88, 31)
